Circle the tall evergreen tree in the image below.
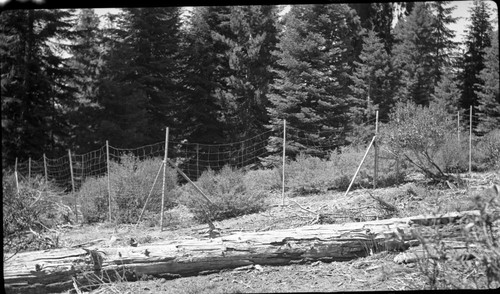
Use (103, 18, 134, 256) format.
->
(429, 1, 459, 87)
(95, 7, 183, 147)
(431, 69, 462, 114)
(68, 9, 104, 152)
(475, 30, 499, 134)
(392, 2, 437, 105)
(1, 9, 77, 167)
(211, 5, 279, 141)
(181, 6, 231, 145)
(349, 2, 394, 53)
(459, 0, 493, 112)
(267, 4, 362, 158)
(349, 29, 396, 123)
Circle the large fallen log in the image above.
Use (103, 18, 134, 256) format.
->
(3, 210, 486, 294)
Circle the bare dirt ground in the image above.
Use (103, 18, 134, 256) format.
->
(48, 171, 499, 293)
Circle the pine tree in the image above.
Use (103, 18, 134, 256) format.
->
(267, 4, 362, 158)
(1, 9, 78, 166)
(392, 2, 436, 105)
(459, 0, 493, 112)
(475, 30, 499, 134)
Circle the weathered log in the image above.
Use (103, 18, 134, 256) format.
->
(3, 210, 485, 294)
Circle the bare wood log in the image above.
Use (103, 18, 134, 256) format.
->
(3, 210, 487, 293)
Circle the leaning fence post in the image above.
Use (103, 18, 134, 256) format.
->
(344, 135, 377, 198)
(160, 127, 169, 232)
(281, 119, 286, 206)
(43, 153, 48, 182)
(106, 141, 112, 222)
(68, 149, 77, 223)
(15, 157, 19, 193)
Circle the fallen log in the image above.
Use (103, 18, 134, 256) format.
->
(3, 210, 486, 293)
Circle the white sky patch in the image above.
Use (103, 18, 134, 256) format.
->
(449, 0, 498, 43)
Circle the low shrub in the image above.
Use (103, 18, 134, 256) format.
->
(473, 129, 500, 171)
(285, 153, 336, 193)
(179, 165, 268, 222)
(435, 133, 469, 173)
(330, 144, 408, 191)
(78, 154, 178, 224)
(381, 101, 456, 181)
(243, 168, 281, 192)
(79, 176, 109, 224)
(3, 174, 67, 255)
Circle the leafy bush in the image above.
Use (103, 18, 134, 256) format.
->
(243, 168, 281, 192)
(179, 165, 268, 222)
(381, 101, 456, 181)
(3, 174, 68, 254)
(473, 129, 500, 171)
(285, 153, 336, 193)
(79, 176, 109, 224)
(435, 133, 468, 173)
(78, 154, 178, 224)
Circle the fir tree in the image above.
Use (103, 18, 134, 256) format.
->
(429, 1, 459, 87)
(431, 69, 462, 114)
(181, 6, 231, 145)
(211, 5, 279, 141)
(1, 9, 78, 166)
(459, 0, 493, 112)
(68, 9, 104, 152)
(267, 4, 362, 158)
(392, 2, 436, 105)
(349, 29, 396, 123)
(95, 8, 184, 147)
(475, 30, 499, 134)
(349, 2, 394, 53)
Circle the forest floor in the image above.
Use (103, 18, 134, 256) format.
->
(49, 171, 499, 293)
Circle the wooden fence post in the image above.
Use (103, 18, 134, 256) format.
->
(81, 154, 85, 183)
(28, 157, 31, 181)
(15, 157, 19, 193)
(160, 127, 169, 232)
(457, 111, 460, 142)
(374, 111, 379, 189)
(469, 106, 472, 175)
(68, 149, 77, 223)
(43, 153, 48, 183)
(196, 143, 199, 178)
(106, 141, 112, 222)
(282, 119, 286, 206)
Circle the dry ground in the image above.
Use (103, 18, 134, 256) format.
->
(20, 171, 500, 293)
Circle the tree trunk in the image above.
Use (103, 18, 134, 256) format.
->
(3, 210, 484, 294)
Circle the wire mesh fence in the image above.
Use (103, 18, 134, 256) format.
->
(12, 106, 483, 225)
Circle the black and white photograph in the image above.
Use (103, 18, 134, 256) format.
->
(2, 0, 499, 293)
